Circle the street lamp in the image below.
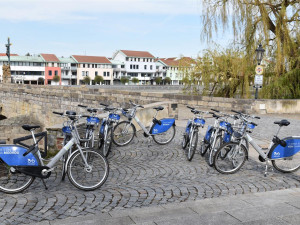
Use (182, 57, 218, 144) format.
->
(254, 44, 265, 99)
(255, 43, 265, 65)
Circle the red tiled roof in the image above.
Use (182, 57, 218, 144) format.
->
(40, 54, 59, 62)
(72, 55, 111, 64)
(160, 57, 195, 67)
(0, 53, 18, 56)
(120, 50, 154, 58)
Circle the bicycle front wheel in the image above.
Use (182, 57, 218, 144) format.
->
(102, 126, 113, 157)
(186, 131, 198, 161)
(208, 135, 222, 167)
(272, 152, 300, 173)
(0, 160, 35, 194)
(67, 149, 109, 191)
(214, 142, 247, 174)
(153, 125, 176, 145)
(113, 121, 135, 146)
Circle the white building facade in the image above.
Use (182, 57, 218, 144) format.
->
(111, 50, 156, 84)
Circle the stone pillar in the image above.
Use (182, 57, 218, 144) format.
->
(2, 64, 12, 83)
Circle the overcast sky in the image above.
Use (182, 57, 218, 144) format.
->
(0, 0, 232, 58)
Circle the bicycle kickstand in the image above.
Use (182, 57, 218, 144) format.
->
(264, 160, 270, 177)
(41, 178, 48, 190)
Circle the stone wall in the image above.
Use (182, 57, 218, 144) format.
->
(0, 84, 298, 132)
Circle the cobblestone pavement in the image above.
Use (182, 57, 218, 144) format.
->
(0, 115, 300, 225)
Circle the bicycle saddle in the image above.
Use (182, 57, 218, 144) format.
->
(87, 108, 97, 113)
(22, 124, 40, 131)
(0, 115, 7, 121)
(274, 119, 290, 127)
(153, 106, 164, 111)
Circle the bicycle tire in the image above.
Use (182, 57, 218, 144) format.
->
(152, 125, 176, 145)
(200, 140, 209, 156)
(112, 121, 136, 146)
(102, 126, 113, 157)
(208, 135, 223, 167)
(214, 142, 247, 174)
(0, 160, 35, 194)
(271, 152, 300, 173)
(67, 149, 109, 191)
(182, 133, 188, 149)
(186, 131, 198, 161)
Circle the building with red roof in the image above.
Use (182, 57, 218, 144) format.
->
(40, 53, 61, 85)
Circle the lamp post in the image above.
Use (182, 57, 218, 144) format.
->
(254, 44, 265, 99)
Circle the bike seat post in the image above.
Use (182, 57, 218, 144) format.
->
(31, 130, 37, 144)
(275, 126, 282, 137)
(153, 110, 158, 119)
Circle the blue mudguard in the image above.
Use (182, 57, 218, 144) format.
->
(0, 145, 39, 166)
(270, 137, 300, 159)
(204, 125, 213, 142)
(150, 118, 175, 135)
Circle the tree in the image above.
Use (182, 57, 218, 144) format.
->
(94, 75, 104, 84)
(201, 0, 300, 75)
(163, 77, 172, 85)
(155, 77, 162, 85)
(120, 76, 129, 84)
(132, 78, 139, 84)
(53, 75, 60, 83)
(38, 77, 44, 85)
(83, 76, 91, 85)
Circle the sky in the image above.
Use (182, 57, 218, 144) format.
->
(0, 0, 233, 59)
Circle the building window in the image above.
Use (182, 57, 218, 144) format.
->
(92, 64, 94, 68)
(121, 65, 125, 68)
(87, 64, 90, 68)
(126, 57, 129, 61)
(55, 70, 58, 76)
(95, 71, 98, 76)
(83, 64, 85, 68)
(150, 65, 153, 70)
(86, 71, 89, 76)
(49, 71, 52, 76)
(104, 72, 106, 76)
(137, 65, 139, 69)
(130, 65, 132, 69)
(107, 72, 110, 76)
(143, 59, 145, 62)
(144, 65, 147, 70)
(82, 71, 85, 76)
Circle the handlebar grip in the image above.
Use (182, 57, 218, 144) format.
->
(82, 115, 89, 118)
(209, 112, 214, 115)
(254, 116, 261, 119)
(231, 110, 241, 114)
(187, 106, 194, 109)
(78, 104, 87, 108)
(211, 108, 220, 113)
(53, 111, 63, 116)
(139, 105, 144, 109)
(100, 103, 108, 107)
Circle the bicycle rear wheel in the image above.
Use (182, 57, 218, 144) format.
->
(112, 121, 135, 146)
(186, 131, 198, 161)
(272, 153, 300, 173)
(0, 160, 35, 194)
(67, 149, 109, 191)
(152, 125, 176, 145)
(214, 142, 247, 174)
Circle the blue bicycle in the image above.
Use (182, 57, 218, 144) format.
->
(182, 106, 207, 161)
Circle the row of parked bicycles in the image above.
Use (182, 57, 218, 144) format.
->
(0, 101, 176, 194)
(0, 101, 299, 194)
(182, 106, 300, 176)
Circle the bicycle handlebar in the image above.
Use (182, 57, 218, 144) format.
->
(211, 108, 220, 113)
(53, 111, 63, 116)
(78, 104, 87, 108)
